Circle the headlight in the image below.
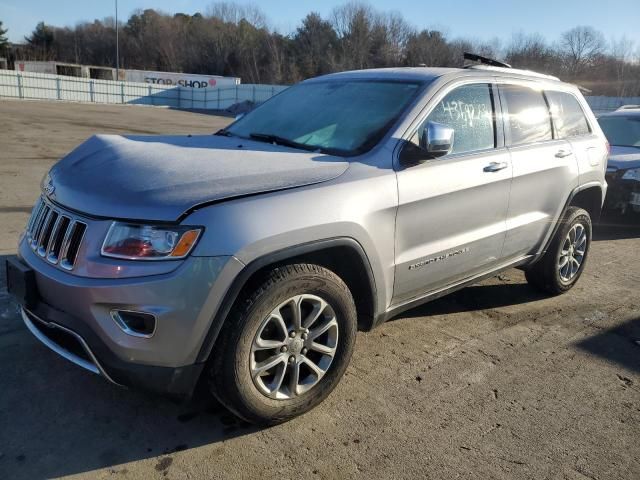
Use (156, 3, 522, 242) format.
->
(101, 222, 202, 260)
(622, 168, 640, 181)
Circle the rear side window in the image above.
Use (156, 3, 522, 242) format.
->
(501, 84, 553, 146)
(419, 83, 495, 155)
(546, 91, 590, 138)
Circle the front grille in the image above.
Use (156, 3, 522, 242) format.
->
(26, 197, 87, 270)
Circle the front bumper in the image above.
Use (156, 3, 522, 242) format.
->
(20, 306, 204, 395)
(9, 243, 243, 396)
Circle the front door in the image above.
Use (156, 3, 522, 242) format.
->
(393, 82, 512, 305)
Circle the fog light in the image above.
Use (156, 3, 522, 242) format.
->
(111, 310, 156, 338)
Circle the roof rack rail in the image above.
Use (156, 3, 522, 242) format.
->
(462, 51, 560, 81)
(463, 52, 511, 69)
(466, 64, 561, 81)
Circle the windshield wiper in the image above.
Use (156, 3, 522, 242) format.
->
(249, 132, 320, 152)
(214, 128, 234, 137)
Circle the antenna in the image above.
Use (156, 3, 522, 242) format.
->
(463, 52, 511, 69)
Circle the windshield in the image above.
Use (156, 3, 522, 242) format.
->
(598, 115, 640, 148)
(227, 80, 424, 156)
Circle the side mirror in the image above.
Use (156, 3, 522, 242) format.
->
(421, 121, 454, 158)
(400, 121, 455, 165)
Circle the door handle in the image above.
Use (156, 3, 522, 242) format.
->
(555, 149, 573, 158)
(483, 161, 508, 172)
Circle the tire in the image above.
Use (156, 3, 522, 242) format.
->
(525, 207, 592, 295)
(208, 263, 357, 425)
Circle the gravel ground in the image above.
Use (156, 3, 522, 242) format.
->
(0, 100, 638, 480)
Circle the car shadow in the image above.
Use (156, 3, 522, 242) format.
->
(390, 280, 548, 321)
(593, 210, 640, 241)
(575, 317, 640, 375)
(0, 254, 260, 479)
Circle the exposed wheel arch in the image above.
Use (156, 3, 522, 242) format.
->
(569, 185, 603, 223)
(196, 238, 377, 363)
(525, 183, 603, 269)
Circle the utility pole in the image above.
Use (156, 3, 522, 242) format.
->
(115, 0, 119, 80)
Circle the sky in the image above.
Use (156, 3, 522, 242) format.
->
(2, 0, 639, 46)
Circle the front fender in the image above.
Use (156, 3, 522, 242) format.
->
(192, 237, 378, 363)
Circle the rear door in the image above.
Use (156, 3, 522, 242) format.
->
(498, 82, 579, 260)
(393, 82, 512, 304)
(546, 90, 607, 187)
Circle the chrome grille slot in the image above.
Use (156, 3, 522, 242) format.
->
(37, 210, 58, 256)
(60, 221, 87, 271)
(25, 197, 87, 271)
(46, 216, 70, 263)
(31, 205, 50, 248)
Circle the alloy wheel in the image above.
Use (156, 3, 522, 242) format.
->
(250, 294, 339, 399)
(558, 223, 587, 282)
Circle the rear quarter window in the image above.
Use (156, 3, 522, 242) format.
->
(501, 84, 553, 146)
(546, 91, 591, 138)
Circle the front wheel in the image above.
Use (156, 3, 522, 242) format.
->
(208, 264, 357, 425)
(525, 207, 592, 295)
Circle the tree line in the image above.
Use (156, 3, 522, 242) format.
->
(4, 2, 640, 96)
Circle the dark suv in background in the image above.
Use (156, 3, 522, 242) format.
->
(598, 106, 640, 215)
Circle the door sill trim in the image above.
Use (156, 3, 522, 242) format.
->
(381, 254, 533, 322)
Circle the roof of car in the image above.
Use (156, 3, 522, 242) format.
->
(309, 67, 459, 83)
(308, 66, 564, 84)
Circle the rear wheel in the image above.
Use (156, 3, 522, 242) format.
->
(525, 207, 592, 295)
(208, 264, 357, 425)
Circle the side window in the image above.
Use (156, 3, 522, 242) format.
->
(546, 91, 591, 138)
(418, 84, 495, 156)
(501, 84, 553, 146)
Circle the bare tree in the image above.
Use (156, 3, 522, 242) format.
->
(206, 2, 266, 28)
(611, 36, 635, 96)
(331, 2, 376, 70)
(370, 11, 413, 66)
(560, 26, 606, 77)
(405, 30, 452, 67)
(505, 32, 559, 75)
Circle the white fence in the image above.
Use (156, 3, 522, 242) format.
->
(0, 70, 288, 110)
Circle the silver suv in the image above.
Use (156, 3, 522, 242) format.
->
(6, 60, 607, 424)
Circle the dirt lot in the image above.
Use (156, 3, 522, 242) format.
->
(0, 100, 639, 480)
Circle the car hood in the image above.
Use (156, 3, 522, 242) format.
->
(48, 134, 349, 221)
(607, 146, 640, 170)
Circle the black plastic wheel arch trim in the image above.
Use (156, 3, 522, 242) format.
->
(195, 237, 378, 363)
(532, 183, 603, 265)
